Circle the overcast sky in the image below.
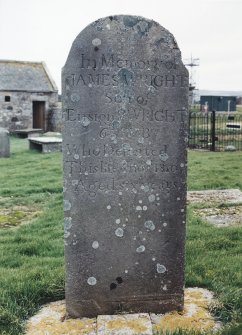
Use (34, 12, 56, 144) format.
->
(0, 0, 241, 92)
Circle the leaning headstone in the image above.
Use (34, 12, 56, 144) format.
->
(62, 15, 189, 318)
(0, 128, 10, 158)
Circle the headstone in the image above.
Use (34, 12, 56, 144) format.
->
(225, 145, 236, 151)
(0, 128, 10, 158)
(62, 15, 189, 318)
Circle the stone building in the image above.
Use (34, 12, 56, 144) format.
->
(0, 60, 62, 132)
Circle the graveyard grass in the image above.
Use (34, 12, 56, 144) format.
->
(0, 138, 241, 335)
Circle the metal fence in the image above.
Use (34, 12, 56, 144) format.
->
(188, 111, 242, 151)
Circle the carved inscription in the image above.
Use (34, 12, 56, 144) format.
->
(63, 53, 188, 198)
(64, 54, 188, 89)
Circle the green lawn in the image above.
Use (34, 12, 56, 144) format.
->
(0, 138, 241, 335)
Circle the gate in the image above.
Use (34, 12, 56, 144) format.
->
(188, 111, 242, 151)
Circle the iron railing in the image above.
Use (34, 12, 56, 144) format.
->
(188, 111, 242, 151)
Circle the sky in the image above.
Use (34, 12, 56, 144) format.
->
(0, 0, 241, 93)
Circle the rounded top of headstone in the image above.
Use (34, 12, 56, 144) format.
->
(63, 15, 185, 70)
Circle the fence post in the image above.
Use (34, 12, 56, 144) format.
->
(211, 110, 216, 151)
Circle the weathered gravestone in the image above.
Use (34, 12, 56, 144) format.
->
(62, 15, 189, 318)
(0, 128, 10, 158)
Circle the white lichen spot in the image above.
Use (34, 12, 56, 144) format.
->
(162, 213, 165, 217)
(143, 205, 147, 211)
(88, 83, 92, 88)
(106, 24, 111, 30)
(139, 200, 143, 204)
(138, 215, 141, 218)
(181, 208, 185, 212)
(163, 284, 168, 291)
(142, 237, 146, 241)
(163, 222, 167, 227)
(116, 219, 121, 224)
(157, 197, 160, 200)
(144, 220, 155, 231)
(138, 137, 144, 144)
(123, 224, 126, 227)
(135, 262, 139, 265)
(146, 159, 152, 166)
(80, 117, 90, 127)
(70, 93, 80, 102)
(133, 236, 137, 240)
(152, 257, 156, 261)
(64, 231, 70, 239)
(144, 185, 149, 192)
(136, 245, 145, 253)
(92, 241, 99, 249)
(132, 188, 137, 194)
(119, 191, 123, 195)
(63, 187, 66, 192)
(107, 205, 111, 210)
(158, 229, 161, 232)
(118, 203, 121, 206)
(123, 143, 131, 150)
(159, 152, 169, 161)
(182, 220, 186, 224)
(148, 194, 156, 202)
(115, 227, 124, 237)
(140, 185, 145, 190)
(136, 205, 142, 211)
(177, 197, 181, 201)
(87, 277, 97, 285)
(64, 217, 72, 229)
(125, 218, 128, 222)
(84, 171, 88, 175)
(74, 154, 79, 160)
(157, 203, 160, 206)
(156, 263, 167, 273)
(71, 180, 78, 186)
(92, 38, 101, 46)
(64, 200, 71, 211)
(180, 163, 185, 168)
(64, 217, 72, 238)
(125, 270, 128, 273)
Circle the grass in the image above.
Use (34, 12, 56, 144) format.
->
(188, 150, 242, 190)
(0, 137, 242, 335)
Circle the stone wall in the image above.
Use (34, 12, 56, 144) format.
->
(0, 91, 59, 132)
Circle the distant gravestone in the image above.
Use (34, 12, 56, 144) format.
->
(0, 128, 10, 158)
(62, 15, 189, 318)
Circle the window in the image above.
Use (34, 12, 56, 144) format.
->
(5, 96, 10, 102)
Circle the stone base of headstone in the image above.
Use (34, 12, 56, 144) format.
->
(66, 296, 183, 319)
(25, 288, 222, 335)
(0, 128, 10, 158)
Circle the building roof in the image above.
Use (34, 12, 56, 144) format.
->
(0, 60, 58, 92)
(199, 89, 242, 97)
